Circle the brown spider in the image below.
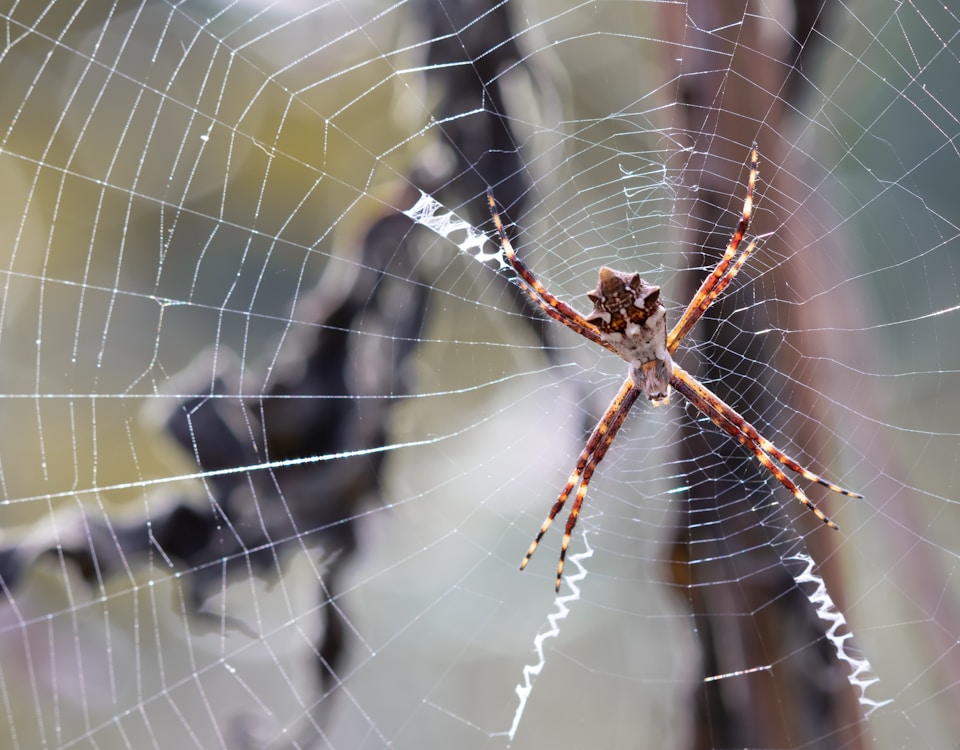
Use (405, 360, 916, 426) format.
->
(487, 145, 862, 591)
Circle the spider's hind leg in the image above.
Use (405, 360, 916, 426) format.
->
(667, 144, 762, 353)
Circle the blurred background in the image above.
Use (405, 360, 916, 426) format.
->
(0, 1, 958, 748)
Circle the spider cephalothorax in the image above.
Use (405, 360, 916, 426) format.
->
(586, 267, 673, 401)
(486, 144, 861, 590)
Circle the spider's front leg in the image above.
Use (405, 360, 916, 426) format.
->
(519, 378, 640, 591)
(671, 364, 862, 527)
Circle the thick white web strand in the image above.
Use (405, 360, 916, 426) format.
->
(404, 192, 596, 744)
(403, 192, 512, 275)
(788, 553, 893, 716)
(505, 534, 593, 744)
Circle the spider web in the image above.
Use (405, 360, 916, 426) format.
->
(0, 1, 957, 748)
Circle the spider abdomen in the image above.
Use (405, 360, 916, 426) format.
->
(586, 266, 673, 400)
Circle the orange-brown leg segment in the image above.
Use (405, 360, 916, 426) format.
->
(519, 377, 640, 590)
(487, 189, 617, 356)
(671, 364, 860, 528)
(668, 145, 760, 353)
(668, 234, 771, 354)
(672, 365, 861, 498)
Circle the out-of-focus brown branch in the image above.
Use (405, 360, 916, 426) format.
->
(658, 2, 868, 748)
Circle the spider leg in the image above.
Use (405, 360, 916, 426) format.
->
(671, 364, 861, 527)
(519, 377, 640, 590)
(668, 145, 760, 353)
(668, 232, 773, 355)
(750, 432, 863, 498)
(487, 189, 617, 355)
(672, 365, 861, 498)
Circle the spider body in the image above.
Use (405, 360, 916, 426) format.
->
(586, 267, 673, 401)
(487, 144, 862, 591)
